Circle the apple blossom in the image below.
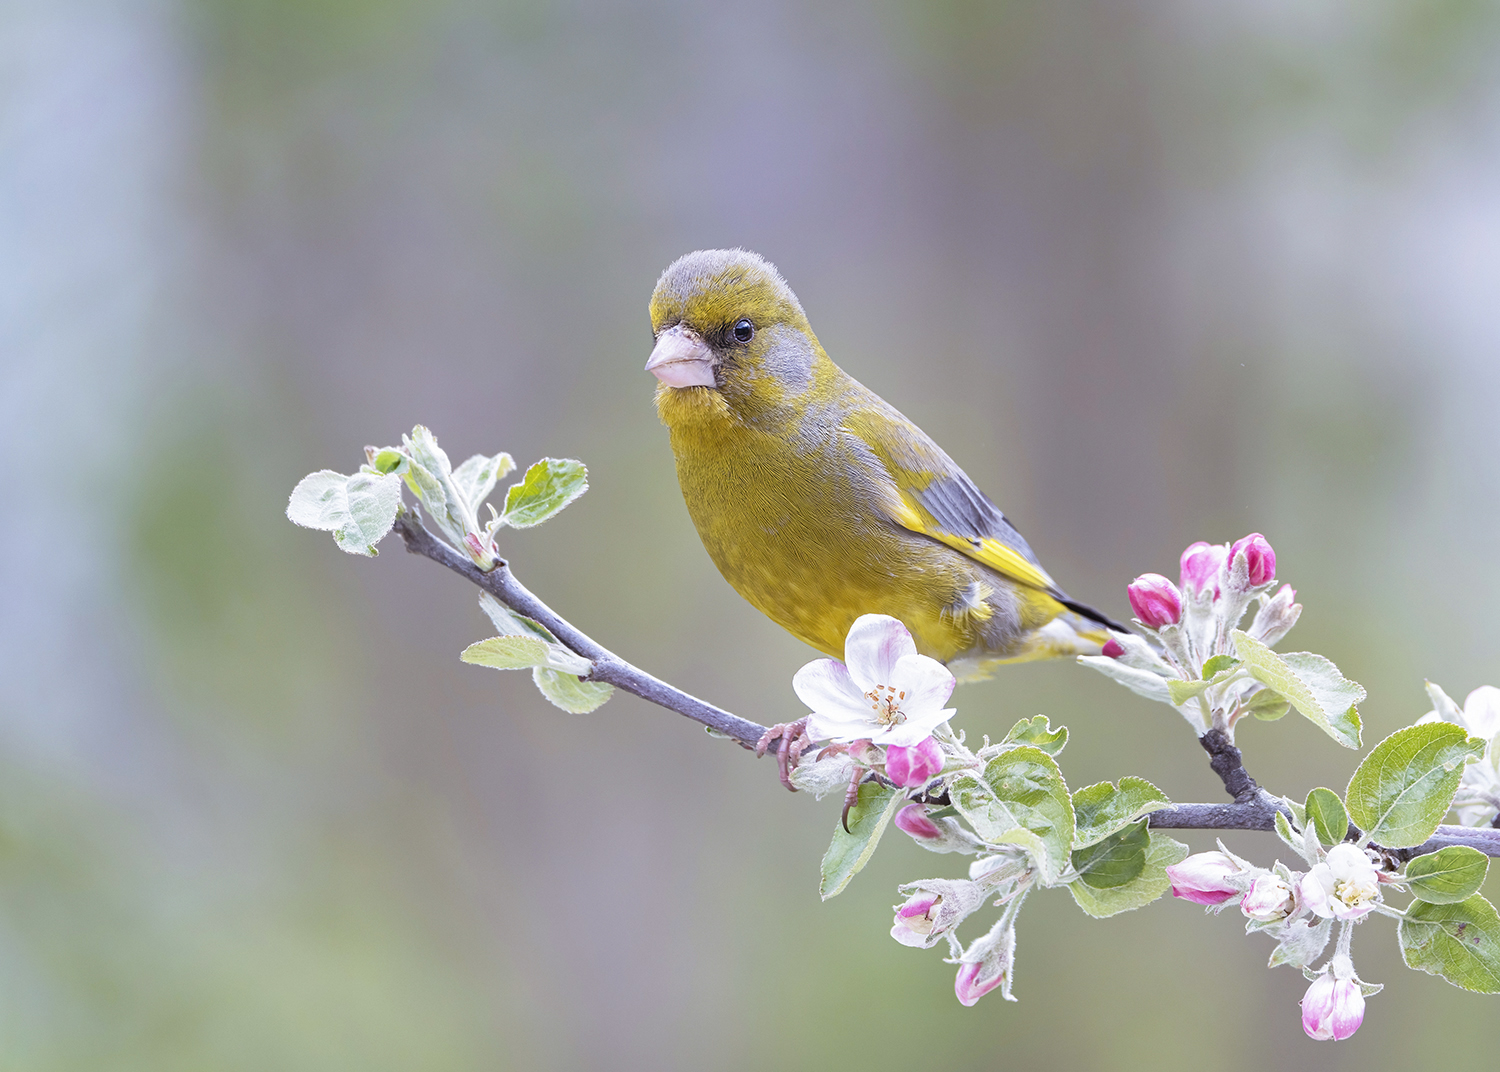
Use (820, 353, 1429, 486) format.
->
(890, 879, 988, 950)
(886, 735, 944, 788)
(793, 615, 956, 747)
(1179, 541, 1228, 599)
(1127, 573, 1183, 629)
(1301, 973, 1365, 1041)
(1419, 683, 1500, 826)
(1229, 533, 1276, 589)
(1166, 851, 1241, 905)
(895, 803, 943, 840)
(1300, 844, 1380, 922)
(954, 915, 1017, 1006)
(1241, 873, 1295, 922)
(1247, 584, 1301, 647)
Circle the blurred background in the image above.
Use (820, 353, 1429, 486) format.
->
(4, 0, 1500, 1067)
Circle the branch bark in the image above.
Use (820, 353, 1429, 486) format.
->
(393, 511, 1500, 859)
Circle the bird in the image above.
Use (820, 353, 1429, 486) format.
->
(645, 248, 1123, 698)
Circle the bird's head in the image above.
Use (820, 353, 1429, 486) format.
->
(647, 249, 827, 419)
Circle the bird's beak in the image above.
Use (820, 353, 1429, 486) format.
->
(646, 324, 716, 388)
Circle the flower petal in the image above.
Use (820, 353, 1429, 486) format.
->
(889, 652, 956, 715)
(806, 708, 878, 745)
(870, 708, 954, 748)
(1463, 686, 1500, 741)
(844, 614, 917, 692)
(792, 657, 867, 718)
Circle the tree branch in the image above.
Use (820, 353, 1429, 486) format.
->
(392, 511, 1500, 859)
(394, 511, 773, 750)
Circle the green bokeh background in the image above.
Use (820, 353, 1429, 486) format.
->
(5, 0, 1500, 1067)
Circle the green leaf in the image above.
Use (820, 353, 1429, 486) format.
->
(1399, 894, 1500, 993)
(1070, 819, 1150, 889)
(1405, 847, 1490, 905)
(1068, 832, 1188, 919)
(502, 458, 588, 528)
(286, 469, 402, 555)
(1002, 715, 1068, 756)
(1071, 777, 1171, 848)
(1231, 630, 1364, 748)
(1273, 810, 1301, 854)
(1304, 787, 1350, 848)
(531, 667, 613, 713)
(1166, 661, 1244, 705)
(1346, 722, 1485, 848)
(819, 781, 902, 900)
(474, 594, 592, 675)
(461, 635, 551, 670)
(369, 448, 407, 474)
(1243, 688, 1291, 721)
(1201, 655, 1240, 679)
(451, 451, 516, 510)
(950, 747, 1073, 884)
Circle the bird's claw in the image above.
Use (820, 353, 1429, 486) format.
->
(756, 717, 811, 792)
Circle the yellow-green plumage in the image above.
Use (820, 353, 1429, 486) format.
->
(648, 249, 1117, 680)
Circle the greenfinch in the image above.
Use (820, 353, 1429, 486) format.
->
(646, 248, 1122, 682)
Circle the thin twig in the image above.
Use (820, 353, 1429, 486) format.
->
(392, 511, 1500, 858)
(394, 511, 773, 750)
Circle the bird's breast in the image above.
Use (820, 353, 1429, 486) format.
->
(662, 401, 1001, 662)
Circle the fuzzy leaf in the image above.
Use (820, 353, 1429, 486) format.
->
(286, 469, 402, 555)
(461, 635, 551, 670)
(452, 451, 516, 510)
(502, 458, 588, 528)
(1346, 722, 1485, 848)
(1070, 819, 1150, 889)
(950, 747, 1073, 884)
(1071, 777, 1171, 848)
(1304, 787, 1350, 848)
(1405, 847, 1490, 905)
(819, 781, 902, 900)
(1399, 895, 1500, 993)
(1244, 688, 1291, 721)
(1002, 715, 1068, 756)
(1231, 631, 1363, 748)
(531, 667, 613, 713)
(1267, 917, 1333, 969)
(1076, 655, 1174, 705)
(1168, 662, 1243, 705)
(1067, 832, 1187, 919)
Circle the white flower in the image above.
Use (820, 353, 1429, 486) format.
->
(1300, 844, 1380, 921)
(1418, 683, 1500, 826)
(793, 615, 956, 747)
(1241, 873, 1295, 922)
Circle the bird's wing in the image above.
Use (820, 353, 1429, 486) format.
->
(838, 403, 1060, 596)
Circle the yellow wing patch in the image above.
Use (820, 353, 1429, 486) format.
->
(888, 495, 1056, 592)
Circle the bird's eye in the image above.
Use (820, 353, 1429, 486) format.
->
(732, 319, 754, 343)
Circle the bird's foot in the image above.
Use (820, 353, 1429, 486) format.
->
(756, 717, 811, 792)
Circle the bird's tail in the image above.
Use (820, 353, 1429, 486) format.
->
(1052, 593, 1129, 635)
(946, 593, 1129, 682)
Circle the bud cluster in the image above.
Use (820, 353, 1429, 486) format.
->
(1165, 834, 1388, 1041)
(1089, 533, 1302, 738)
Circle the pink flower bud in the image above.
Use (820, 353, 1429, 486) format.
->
(1241, 873, 1295, 922)
(1301, 974, 1364, 1041)
(1179, 541, 1228, 598)
(952, 917, 1016, 1004)
(1165, 851, 1240, 905)
(1101, 637, 1125, 659)
(1230, 532, 1276, 588)
(894, 892, 942, 937)
(1127, 573, 1183, 629)
(885, 736, 943, 788)
(955, 960, 1004, 1006)
(894, 803, 943, 840)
